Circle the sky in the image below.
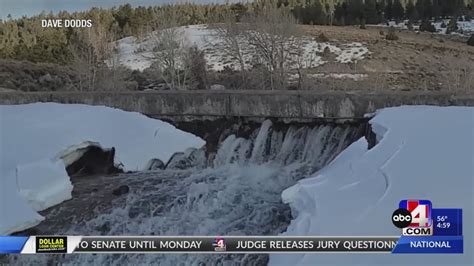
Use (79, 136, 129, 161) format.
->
(0, 0, 238, 19)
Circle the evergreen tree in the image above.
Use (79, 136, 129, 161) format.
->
(421, 0, 433, 19)
(333, 2, 347, 25)
(114, 4, 133, 30)
(385, 0, 393, 20)
(304, 1, 326, 25)
(292, 1, 326, 25)
(405, 0, 419, 21)
(364, 0, 379, 24)
(392, 0, 405, 21)
(432, 0, 441, 19)
(376, 0, 386, 24)
(439, 0, 452, 17)
(416, 0, 425, 19)
(347, 0, 364, 25)
(454, 0, 466, 16)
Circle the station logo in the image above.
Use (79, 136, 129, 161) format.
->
(392, 200, 433, 236)
(212, 237, 226, 252)
(35, 236, 67, 253)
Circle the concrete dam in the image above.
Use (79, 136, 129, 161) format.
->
(1, 90, 473, 123)
(2, 90, 473, 265)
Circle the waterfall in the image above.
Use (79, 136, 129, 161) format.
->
(7, 120, 364, 266)
(212, 120, 360, 173)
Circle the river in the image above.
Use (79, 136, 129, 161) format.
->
(6, 120, 364, 265)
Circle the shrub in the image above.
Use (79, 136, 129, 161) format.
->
(468, 34, 474, 46)
(186, 46, 208, 90)
(317, 33, 329, 42)
(446, 17, 459, 34)
(420, 20, 436, 32)
(386, 27, 399, 40)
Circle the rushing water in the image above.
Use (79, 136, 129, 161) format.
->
(7, 120, 363, 265)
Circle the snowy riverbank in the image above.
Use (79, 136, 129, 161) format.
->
(0, 103, 204, 235)
(111, 24, 370, 72)
(270, 106, 474, 265)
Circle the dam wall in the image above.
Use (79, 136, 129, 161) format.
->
(1, 90, 473, 122)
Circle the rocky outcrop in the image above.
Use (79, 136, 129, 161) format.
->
(65, 146, 122, 177)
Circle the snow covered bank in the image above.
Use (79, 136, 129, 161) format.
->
(0, 103, 204, 235)
(111, 24, 370, 72)
(375, 19, 474, 36)
(270, 106, 474, 265)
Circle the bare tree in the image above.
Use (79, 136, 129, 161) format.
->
(292, 39, 317, 90)
(214, 12, 247, 80)
(69, 20, 118, 91)
(69, 29, 97, 91)
(242, 6, 301, 90)
(150, 10, 191, 90)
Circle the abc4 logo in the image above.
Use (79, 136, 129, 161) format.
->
(392, 200, 432, 229)
(392, 208, 413, 228)
(392, 200, 434, 236)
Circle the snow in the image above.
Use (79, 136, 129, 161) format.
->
(434, 19, 474, 34)
(288, 73, 368, 83)
(270, 106, 474, 265)
(307, 73, 368, 81)
(0, 103, 204, 235)
(0, 172, 45, 236)
(111, 36, 154, 71)
(111, 24, 370, 72)
(16, 159, 73, 211)
(335, 42, 370, 64)
(376, 19, 474, 35)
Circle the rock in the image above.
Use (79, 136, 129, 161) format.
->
(112, 185, 130, 196)
(145, 158, 165, 170)
(65, 146, 122, 177)
(210, 84, 226, 90)
(165, 148, 207, 170)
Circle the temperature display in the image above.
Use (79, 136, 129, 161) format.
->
(432, 209, 462, 236)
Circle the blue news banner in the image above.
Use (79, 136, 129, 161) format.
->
(0, 209, 463, 254)
(392, 208, 463, 253)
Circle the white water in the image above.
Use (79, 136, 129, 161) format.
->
(10, 121, 360, 265)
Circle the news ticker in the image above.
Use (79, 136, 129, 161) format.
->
(0, 235, 463, 254)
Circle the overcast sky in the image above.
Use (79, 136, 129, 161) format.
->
(0, 0, 238, 19)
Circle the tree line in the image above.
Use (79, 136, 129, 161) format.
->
(0, 3, 238, 64)
(289, 0, 472, 26)
(1, 0, 472, 64)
